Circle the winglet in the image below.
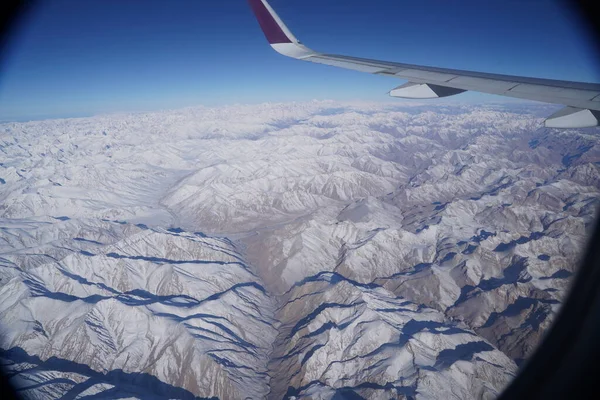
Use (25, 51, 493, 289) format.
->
(248, 0, 317, 59)
(248, 0, 297, 44)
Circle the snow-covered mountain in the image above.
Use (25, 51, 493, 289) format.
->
(0, 101, 598, 399)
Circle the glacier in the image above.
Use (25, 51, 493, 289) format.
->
(0, 100, 599, 399)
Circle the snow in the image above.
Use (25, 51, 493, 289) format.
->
(1, 100, 599, 399)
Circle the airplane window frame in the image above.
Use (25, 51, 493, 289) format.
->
(0, 1, 599, 399)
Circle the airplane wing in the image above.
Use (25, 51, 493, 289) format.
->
(248, 0, 600, 128)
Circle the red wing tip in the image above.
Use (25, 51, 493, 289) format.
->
(248, 0, 293, 44)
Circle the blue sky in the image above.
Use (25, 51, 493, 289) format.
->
(0, 0, 598, 121)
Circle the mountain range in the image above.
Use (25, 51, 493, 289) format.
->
(1, 101, 598, 399)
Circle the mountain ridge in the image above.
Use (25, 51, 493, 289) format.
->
(1, 101, 598, 399)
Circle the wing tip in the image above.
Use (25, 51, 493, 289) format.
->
(248, 0, 294, 45)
